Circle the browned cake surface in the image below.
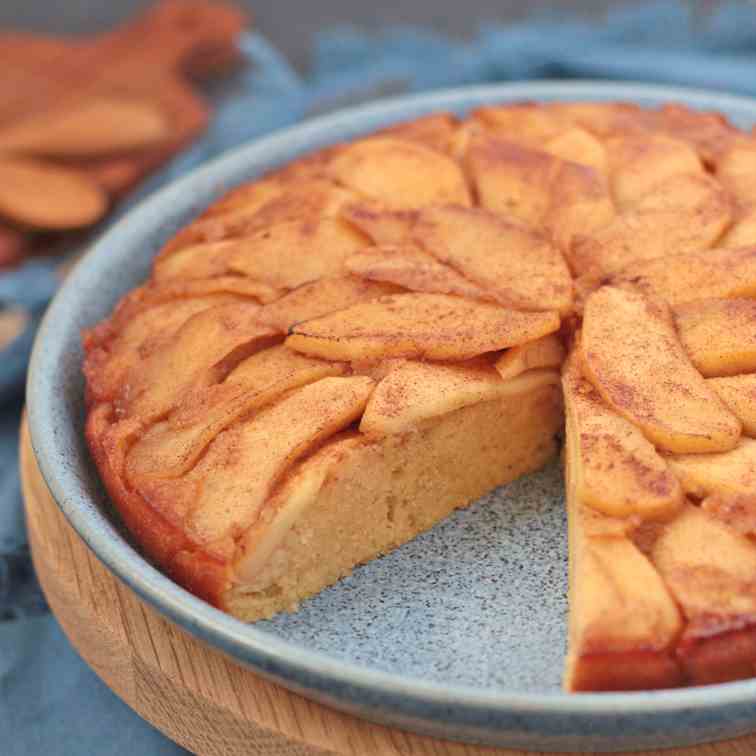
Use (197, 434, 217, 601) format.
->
(83, 100, 756, 692)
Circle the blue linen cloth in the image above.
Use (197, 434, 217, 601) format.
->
(4, 3, 756, 752)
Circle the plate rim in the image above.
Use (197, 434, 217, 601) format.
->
(26, 79, 756, 732)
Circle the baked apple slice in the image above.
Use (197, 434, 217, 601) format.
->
(126, 345, 346, 478)
(379, 113, 461, 154)
(471, 103, 571, 147)
(360, 358, 559, 436)
(287, 293, 560, 361)
(84, 294, 242, 405)
(544, 127, 608, 174)
(126, 303, 280, 422)
(610, 245, 756, 306)
(161, 176, 353, 255)
(569, 173, 732, 279)
(651, 504, 756, 684)
(716, 139, 756, 206)
(563, 349, 682, 520)
(145, 376, 375, 550)
(707, 374, 756, 437)
(345, 244, 490, 301)
(675, 298, 756, 377)
(565, 495, 683, 691)
(581, 286, 740, 453)
(257, 277, 398, 333)
(667, 438, 756, 498)
(340, 202, 418, 245)
(702, 492, 756, 537)
(327, 137, 471, 209)
(494, 334, 565, 381)
(722, 206, 756, 247)
(605, 133, 703, 209)
(413, 205, 573, 314)
(225, 218, 368, 290)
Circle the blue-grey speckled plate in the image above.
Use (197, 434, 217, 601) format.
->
(26, 82, 756, 752)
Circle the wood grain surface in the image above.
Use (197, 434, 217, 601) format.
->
(18, 417, 756, 756)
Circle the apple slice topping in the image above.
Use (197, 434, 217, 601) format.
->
(563, 350, 683, 520)
(345, 244, 491, 301)
(675, 298, 756, 378)
(126, 345, 346, 479)
(139, 376, 375, 549)
(287, 293, 560, 362)
(707, 374, 756, 437)
(581, 286, 740, 454)
(667, 438, 756, 499)
(494, 334, 565, 381)
(327, 137, 471, 209)
(360, 358, 559, 436)
(413, 205, 573, 314)
(257, 277, 398, 333)
(609, 245, 756, 307)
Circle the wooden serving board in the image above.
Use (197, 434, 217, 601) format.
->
(18, 417, 756, 756)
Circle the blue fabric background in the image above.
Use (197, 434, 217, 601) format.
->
(4, 3, 756, 752)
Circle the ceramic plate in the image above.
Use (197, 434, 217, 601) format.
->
(26, 81, 756, 752)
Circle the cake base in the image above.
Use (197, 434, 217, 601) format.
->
(19, 417, 756, 756)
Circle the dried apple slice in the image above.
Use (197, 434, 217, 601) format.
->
(494, 334, 565, 381)
(360, 359, 559, 436)
(127, 303, 280, 422)
(340, 203, 417, 245)
(581, 286, 740, 454)
(126, 346, 345, 479)
(565, 497, 683, 691)
(651, 504, 756, 684)
(545, 127, 608, 174)
(224, 218, 368, 289)
(707, 374, 756, 436)
(258, 277, 397, 333)
(345, 244, 490, 301)
(606, 133, 703, 209)
(610, 245, 756, 306)
(675, 299, 756, 377)
(413, 205, 573, 314)
(0, 97, 168, 156)
(163, 376, 375, 547)
(569, 173, 732, 278)
(327, 137, 471, 209)
(563, 350, 682, 520)
(667, 438, 756, 498)
(0, 157, 107, 230)
(287, 293, 560, 362)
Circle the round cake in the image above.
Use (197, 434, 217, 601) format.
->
(83, 100, 756, 692)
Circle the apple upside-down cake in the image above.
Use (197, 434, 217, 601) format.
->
(84, 100, 756, 691)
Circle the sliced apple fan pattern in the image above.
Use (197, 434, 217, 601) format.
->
(83, 102, 756, 689)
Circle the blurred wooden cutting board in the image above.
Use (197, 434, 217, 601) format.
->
(0, 0, 247, 266)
